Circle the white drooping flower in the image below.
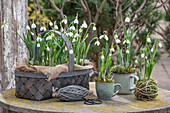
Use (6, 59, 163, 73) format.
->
(151, 48, 154, 52)
(81, 21, 87, 28)
(79, 29, 82, 33)
(54, 25, 58, 30)
(36, 37, 42, 42)
(147, 38, 151, 43)
(64, 46, 67, 51)
(46, 35, 52, 40)
(31, 32, 34, 36)
(47, 47, 50, 51)
(62, 19, 67, 24)
(69, 32, 73, 37)
(74, 33, 79, 38)
(114, 34, 118, 38)
(135, 60, 138, 64)
(72, 38, 76, 43)
(125, 17, 130, 22)
(126, 40, 130, 44)
(123, 40, 126, 44)
(110, 48, 115, 52)
(126, 50, 130, 54)
(51, 33, 54, 37)
(70, 26, 75, 31)
(31, 23, 36, 28)
(101, 55, 105, 61)
(145, 56, 147, 59)
(116, 39, 121, 43)
(74, 19, 79, 24)
(26, 25, 30, 30)
(61, 27, 64, 32)
(93, 26, 96, 31)
(104, 35, 108, 41)
(69, 49, 74, 54)
(158, 42, 162, 48)
(99, 35, 104, 39)
(49, 21, 53, 26)
(94, 40, 100, 46)
(141, 53, 145, 58)
(40, 27, 46, 31)
(37, 43, 40, 47)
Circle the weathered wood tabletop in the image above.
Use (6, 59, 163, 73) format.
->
(0, 83, 170, 113)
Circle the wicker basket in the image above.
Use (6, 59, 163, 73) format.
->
(15, 31, 90, 101)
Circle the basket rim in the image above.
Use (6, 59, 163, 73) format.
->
(15, 69, 90, 79)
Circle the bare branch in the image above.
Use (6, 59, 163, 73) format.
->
(161, 0, 170, 17)
(156, 30, 170, 43)
(50, 0, 61, 12)
(80, 0, 87, 12)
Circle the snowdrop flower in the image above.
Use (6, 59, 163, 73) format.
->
(79, 29, 82, 33)
(37, 43, 40, 47)
(37, 37, 42, 42)
(94, 40, 100, 46)
(135, 60, 138, 64)
(62, 19, 67, 24)
(72, 38, 76, 43)
(74, 19, 79, 24)
(126, 50, 130, 54)
(69, 32, 73, 37)
(99, 35, 104, 39)
(125, 17, 130, 23)
(70, 26, 75, 31)
(145, 56, 147, 59)
(114, 34, 118, 38)
(116, 39, 121, 43)
(123, 40, 126, 44)
(49, 21, 53, 26)
(66, 33, 69, 37)
(69, 49, 73, 54)
(126, 40, 130, 44)
(151, 48, 154, 52)
(1, 23, 8, 29)
(64, 46, 67, 51)
(61, 27, 64, 32)
(101, 55, 105, 61)
(74, 33, 79, 38)
(31, 23, 36, 28)
(110, 48, 115, 52)
(104, 35, 108, 41)
(40, 27, 46, 31)
(141, 53, 145, 58)
(54, 25, 58, 30)
(47, 47, 50, 51)
(147, 38, 151, 43)
(81, 21, 87, 28)
(158, 42, 162, 48)
(51, 33, 54, 37)
(26, 25, 30, 30)
(31, 32, 34, 36)
(109, 53, 112, 56)
(46, 35, 52, 40)
(93, 26, 96, 31)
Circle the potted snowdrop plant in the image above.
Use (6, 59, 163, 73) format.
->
(3, 15, 97, 101)
(94, 32, 121, 100)
(134, 35, 162, 101)
(111, 16, 139, 94)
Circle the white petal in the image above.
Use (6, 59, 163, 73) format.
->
(26, 25, 30, 30)
(135, 60, 138, 64)
(151, 48, 154, 52)
(49, 22, 53, 26)
(125, 17, 130, 22)
(110, 48, 115, 52)
(147, 38, 151, 43)
(72, 39, 76, 43)
(94, 41, 100, 46)
(31, 23, 36, 28)
(101, 55, 105, 60)
(79, 29, 82, 33)
(47, 47, 50, 51)
(116, 39, 121, 43)
(126, 40, 130, 44)
(37, 43, 40, 47)
(104, 35, 108, 41)
(74, 19, 79, 24)
(93, 26, 96, 31)
(31, 32, 34, 36)
(69, 49, 74, 54)
(158, 43, 162, 48)
(126, 50, 129, 53)
(141, 53, 144, 58)
(99, 35, 104, 39)
(54, 25, 58, 30)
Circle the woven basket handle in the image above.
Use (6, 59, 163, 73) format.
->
(40, 30, 74, 72)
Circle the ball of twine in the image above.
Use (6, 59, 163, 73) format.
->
(134, 80, 158, 101)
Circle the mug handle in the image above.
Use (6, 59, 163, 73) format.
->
(112, 83, 121, 97)
(129, 75, 139, 91)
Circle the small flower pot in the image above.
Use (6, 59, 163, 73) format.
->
(134, 79, 158, 101)
(113, 73, 139, 94)
(95, 82, 121, 100)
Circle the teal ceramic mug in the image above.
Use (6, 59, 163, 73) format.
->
(96, 82, 121, 100)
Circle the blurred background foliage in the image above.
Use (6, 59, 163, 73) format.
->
(28, 0, 169, 69)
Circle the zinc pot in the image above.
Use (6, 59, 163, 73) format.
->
(113, 73, 139, 94)
(96, 82, 121, 100)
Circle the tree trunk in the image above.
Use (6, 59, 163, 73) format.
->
(0, 0, 28, 91)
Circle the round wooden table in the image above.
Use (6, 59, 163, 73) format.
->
(0, 84, 170, 113)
